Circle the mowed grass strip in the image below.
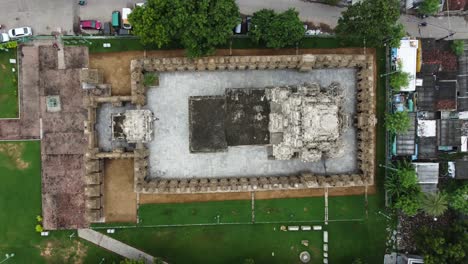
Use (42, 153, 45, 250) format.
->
(138, 200, 252, 225)
(328, 195, 366, 220)
(0, 141, 122, 263)
(0, 48, 19, 118)
(104, 224, 323, 264)
(256, 197, 324, 223)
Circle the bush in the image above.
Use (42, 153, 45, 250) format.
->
(143, 73, 159, 86)
(450, 184, 468, 214)
(451, 40, 464, 56)
(395, 195, 421, 216)
(420, 192, 448, 217)
(36, 215, 43, 222)
(390, 71, 411, 91)
(385, 111, 411, 134)
(35, 224, 43, 233)
(419, 0, 441, 15)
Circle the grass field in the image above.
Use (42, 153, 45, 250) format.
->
(0, 49, 19, 118)
(0, 141, 122, 263)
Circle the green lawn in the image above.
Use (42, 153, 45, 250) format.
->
(0, 49, 19, 118)
(0, 141, 122, 263)
(256, 197, 324, 223)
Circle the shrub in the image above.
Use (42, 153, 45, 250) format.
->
(420, 192, 448, 217)
(385, 111, 411, 134)
(419, 0, 441, 15)
(390, 71, 411, 91)
(450, 184, 468, 214)
(35, 224, 43, 233)
(451, 40, 464, 56)
(143, 73, 159, 86)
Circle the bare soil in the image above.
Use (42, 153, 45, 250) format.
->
(39, 239, 87, 264)
(104, 159, 137, 223)
(140, 185, 374, 204)
(0, 142, 29, 170)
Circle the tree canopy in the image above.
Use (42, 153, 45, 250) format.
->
(419, 0, 441, 15)
(129, 0, 239, 57)
(420, 192, 448, 217)
(335, 0, 405, 47)
(250, 9, 304, 48)
(385, 111, 412, 134)
(450, 184, 468, 214)
(390, 71, 412, 91)
(416, 221, 467, 264)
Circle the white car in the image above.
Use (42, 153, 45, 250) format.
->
(8, 27, 32, 38)
(0, 33, 10, 43)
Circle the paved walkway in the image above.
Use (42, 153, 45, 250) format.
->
(78, 229, 155, 263)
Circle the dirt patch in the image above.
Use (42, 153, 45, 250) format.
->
(39, 239, 87, 264)
(88, 47, 370, 96)
(140, 185, 375, 204)
(104, 159, 137, 222)
(0, 142, 29, 169)
(1, 64, 6, 70)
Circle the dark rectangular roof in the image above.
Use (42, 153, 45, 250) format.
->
(416, 74, 436, 111)
(189, 96, 227, 153)
(438, 119, 461, 147)
(418, 137, 438, 159)
(396, 112, 416, 156)
(435, 80, 457, 110)
(455, 160, 468, 179)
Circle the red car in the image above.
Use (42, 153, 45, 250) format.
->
(80, 20, 102, 30)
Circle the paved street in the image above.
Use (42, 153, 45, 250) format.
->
(0, 1, 467, 40)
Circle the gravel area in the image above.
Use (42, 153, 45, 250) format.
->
(146, 69, 358, 179)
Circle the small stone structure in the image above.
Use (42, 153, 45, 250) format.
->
(112, 110, 154, 143)
(266, 82, 347, 162)
(84, 53, 376, 216)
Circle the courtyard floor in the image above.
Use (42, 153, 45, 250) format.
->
(147, 69, 357, 179)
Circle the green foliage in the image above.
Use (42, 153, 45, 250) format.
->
(250, 8, 304, 49)
(154, 258, 165, 264)
(35, 224, 43, 233)
(450, 184, 468, 214)
(129, 0, 239, 57)
(0, 41, 18, 50)
(390, 71, 411, 91)
(394, 195, 421, 216)
(416, 221, 468, 264)
(385, 111, 411, 134)
(419, 0, 441, 15)
(120, 259, 145, 264)
(420, 192, 448, 217)
(452, 40, 465, 56)
(36, 215, 43, 222)
(143, 73, 158, 86)
(243, 258, 255, 264)
(335, 0, 404, 47)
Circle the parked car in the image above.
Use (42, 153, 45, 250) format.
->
(0, 33, 10, 43)
(135, 2, 146, 7)
(80, 20, 102, 30)
(122, 8, 132, 30)
(8, 27, 32, 38)
(112, 11, 121, 28)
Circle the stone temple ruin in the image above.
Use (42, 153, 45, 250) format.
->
(82, 53, 377, 222)
(267, 82, 348, 162)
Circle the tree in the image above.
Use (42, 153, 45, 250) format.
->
(129, 0, 189, 48)
(451, 40, 465, 56)
(35, 224, 43, 233)
(419, 0, 441, 16)
(420, 192, 448, 217)
(129, 0, 239, 57)
(390, 71, 411, 91)
(395, 194, 421, 216)
(250, 9, 304, 48)
(416, 221, 467, 264)
(181, 0, 240, 57)
(385, 111, 411, 134)
(335, 0, 405, 47)
(450, 184, 468, 214)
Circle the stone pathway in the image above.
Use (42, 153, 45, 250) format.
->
(78, 229, 156, 263)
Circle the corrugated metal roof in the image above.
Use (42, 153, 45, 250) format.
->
(414, 162, 439, 184)
(455, 160, 468, 179)
(438, 119, 461, 147)
(396, 113, 416, 155)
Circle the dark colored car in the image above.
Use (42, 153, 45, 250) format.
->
(80, 20, 102, 30)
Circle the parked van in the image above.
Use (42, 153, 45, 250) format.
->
(112, 11, 121, 28)
(122, 8, 132, 30)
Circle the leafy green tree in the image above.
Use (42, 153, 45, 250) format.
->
(416, 221, 467, 264)
(129, 0, 189, 48)
(420, 192, 448, 217)
(390, 71, 411, 91)
(181, 0, 239, 57)
(394, 194, 421, 216)
(452, 40, 465, 56)
(129, 0, 239, 57)
(35, 224, 43, 233)
(250, 8, 304, 48)
(419, 0, 441, 15)
(450, 184, 468, 214)
(385, 111, 411, 134)
(335, 0, 404, 47)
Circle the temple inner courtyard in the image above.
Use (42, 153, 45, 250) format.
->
(146, 68, 358, 179)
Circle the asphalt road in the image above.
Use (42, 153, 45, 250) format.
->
(0, 0, 467, 40)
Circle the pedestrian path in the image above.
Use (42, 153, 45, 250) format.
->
(78, 229, 155, 263)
